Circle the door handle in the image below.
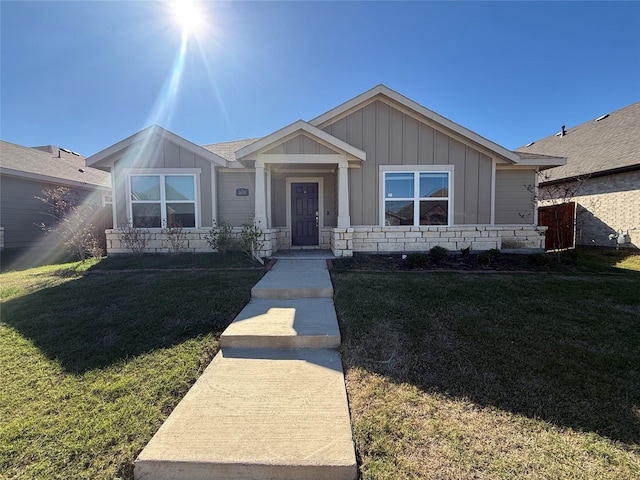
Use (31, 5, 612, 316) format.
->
(315, 211, 319, 227)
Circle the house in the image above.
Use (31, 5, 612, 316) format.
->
(0, 141, 112, 254)
(518, 102, 639, 249)
(85, 85, 565, 257)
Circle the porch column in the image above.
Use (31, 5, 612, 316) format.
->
(337, 164, 350, 228)
(254, 163, 268, 228)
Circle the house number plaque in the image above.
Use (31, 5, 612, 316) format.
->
(236, 188, 249, 196)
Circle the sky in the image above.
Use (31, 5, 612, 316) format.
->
(1, 0, 639, 157)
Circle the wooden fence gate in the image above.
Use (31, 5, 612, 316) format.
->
(538, 202, 576, 251)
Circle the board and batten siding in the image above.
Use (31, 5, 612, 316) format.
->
(217, 171, 256, 227)
(112, 137, 215, 227)
(494, 169, 537, 224)
(265, 135, 337, 155)
(321, 100, 493, 226)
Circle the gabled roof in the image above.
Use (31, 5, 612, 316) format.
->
(310, 84, 528, 165)
(0, 140, 111, 189)
(234, 120, 366, 165)
(516, 101, 640, 182)
(85, 125, 228, 170)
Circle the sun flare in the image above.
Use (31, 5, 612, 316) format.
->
(171, 0, 203, 34)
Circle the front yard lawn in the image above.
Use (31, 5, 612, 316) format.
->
(331, 262, 640, 479)
(0, 255, 264, 479)
(1, 249, 639, 479)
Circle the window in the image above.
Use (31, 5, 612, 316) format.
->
(383, 170, 450, 226)
(129, 174, 197, 228)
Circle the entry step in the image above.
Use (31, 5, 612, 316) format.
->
(221, 298, 341, 350)
(251, 260, 334, 299)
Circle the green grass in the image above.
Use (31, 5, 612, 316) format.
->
(2, 249, 639, 479)
(0, 255, 264, 479)
(332, 267, 640, 479)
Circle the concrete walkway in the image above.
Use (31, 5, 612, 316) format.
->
(134, 257, 357, 480)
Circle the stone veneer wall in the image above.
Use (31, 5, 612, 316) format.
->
(330, 226, 546, 257)
(105, 228, 276, 258)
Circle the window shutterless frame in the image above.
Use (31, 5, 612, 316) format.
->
(380, 166, 453, 227)
(127, 172, 199, 228)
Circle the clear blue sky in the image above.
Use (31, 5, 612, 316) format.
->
(2, 1, 639, 156)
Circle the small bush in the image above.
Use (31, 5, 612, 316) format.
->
(118, 223, 148, 255)
(429, 246, 449, 264)
(460, 246, 471, 257)
(205, 219, 238, 253)
(488, 248, 501, 258)
(161, 222, 187, 254)
(240, 214, 264, 263)
(404, 253, 430, 269)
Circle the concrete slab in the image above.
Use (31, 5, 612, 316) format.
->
(135, 348, 357, 480)
(251, 260, 333, 299)
(221, 298, 341, 349)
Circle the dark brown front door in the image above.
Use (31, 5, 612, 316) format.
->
(291, 183, 319, 246)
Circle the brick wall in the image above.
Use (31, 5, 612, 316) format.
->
(541, 170, 639, 248)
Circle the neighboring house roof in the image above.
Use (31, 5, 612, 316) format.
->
(516, 101, 640, 183)
(0, 140, 111, 189)
(85, 124, 228, 169)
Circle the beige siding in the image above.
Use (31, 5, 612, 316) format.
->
(265, 134, 336, 155)
(217, 171, 255, 227)
(495, 169, 536, 224)
(112, 136, 215, 227)
(323, 100, 493, 225)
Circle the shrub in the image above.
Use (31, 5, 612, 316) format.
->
(118, 223, 149, 255)
(205, 219, 238, 253)
(460, 246, 471, 256)
(404, 252, 430, 269)
(429, 246, 449, 264)
(161, 222, 187, 254)
(240, 214, 264, 263)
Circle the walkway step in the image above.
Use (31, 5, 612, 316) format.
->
(134, 348, 357, 480)
(221, 298, 341, 349)
(251, 260, 333, 299)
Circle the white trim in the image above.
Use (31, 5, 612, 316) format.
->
(266, 168, 272, 229)
(379, 165, 454, 227)
(236, 120, 366, 163)
(490, 158, 497, 225)
(285, 176, 324, 247)
(211, 165, 217, 225)
(256, 154, 351, 167)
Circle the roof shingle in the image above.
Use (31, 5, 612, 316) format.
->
(516, 102, 640, 182)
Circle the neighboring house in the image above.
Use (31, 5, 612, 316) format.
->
(85, 85, 564, 257)
(518, 102, 639, 249)
(0, 141, 112, 253)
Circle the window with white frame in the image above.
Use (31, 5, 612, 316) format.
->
(383, 170, 450, 226)
(129, 174, 197, 228)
